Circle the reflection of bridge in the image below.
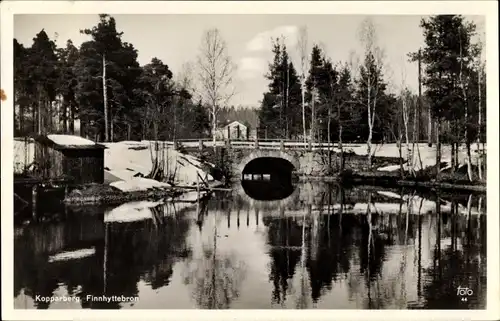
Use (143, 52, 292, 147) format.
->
(235, 183, 300, 211)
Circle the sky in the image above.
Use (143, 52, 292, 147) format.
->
(14, 14, 485, 107)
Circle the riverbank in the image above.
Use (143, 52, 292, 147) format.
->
(297, 171, 486, 193)
(63, 180, 225, 206)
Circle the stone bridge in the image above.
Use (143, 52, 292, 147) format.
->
(179, 139, 394, 179)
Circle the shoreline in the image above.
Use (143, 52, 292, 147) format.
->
(297, 173, 486, 193)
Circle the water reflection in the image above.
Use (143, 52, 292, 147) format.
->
(14, 183, 487, 309)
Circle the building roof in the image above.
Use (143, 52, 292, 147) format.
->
(223, 120, 247, 128)
(34, 134, 106, 150)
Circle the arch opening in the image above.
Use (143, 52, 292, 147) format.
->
(241, 157, 296, 201)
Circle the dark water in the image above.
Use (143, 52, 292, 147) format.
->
(14, 182, 487, 309)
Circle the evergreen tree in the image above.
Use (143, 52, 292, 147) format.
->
(418, 15, 482, 179)
(191, 101, 211, 138)
(76, 14, 142, 141)
(13, 39, 30, 135)
(26, 29, 59, 134)
(57, 39, 79, 134)
(259, 38, 301, 139)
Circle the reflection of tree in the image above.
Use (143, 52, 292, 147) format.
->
(183, 212, 246, 309)
(305, 188, 354, 303)
(263, 216, 303, 305)
(422, 196, 487, 309)
(102, 206, 191, 301)
(14, 204, 192, 309)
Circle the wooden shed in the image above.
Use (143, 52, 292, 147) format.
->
(33, 134, 106, 185)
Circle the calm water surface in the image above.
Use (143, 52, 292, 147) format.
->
(14, 182, 487, 309)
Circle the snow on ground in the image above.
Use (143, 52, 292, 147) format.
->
(47, 134, 97, 146)
(14, 138, 34, 173)
(110, 177, 171, 192)
(370, 143, 486, 172)
(104, 141, 214, 186)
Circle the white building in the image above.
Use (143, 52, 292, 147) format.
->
(214, 120, 252, 140)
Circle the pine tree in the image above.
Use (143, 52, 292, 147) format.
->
(76, 14, 142, 141)
(259, 38, 301, 139)
(57, 40, 79, 134)
(191, 100, 211, 138)
(418, 15, 481, 179)
(27, 29, 59, 134)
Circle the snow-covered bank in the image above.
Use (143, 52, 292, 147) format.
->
(103, 141, 215, 188)
(371, 143, 486, 172)
(14, 137, 218, 192)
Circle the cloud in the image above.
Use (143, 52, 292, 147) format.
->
(246, 26, 299, 52)
(237, 57, 268, 80)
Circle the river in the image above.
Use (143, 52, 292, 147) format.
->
(13, 181, 486, 309)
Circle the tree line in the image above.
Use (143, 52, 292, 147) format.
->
(14, 14, 213, 141)
(13, 14, 486, 179)
(257, 15, 486, 178)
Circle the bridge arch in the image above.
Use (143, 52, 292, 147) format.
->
(236, 149, 300, 179)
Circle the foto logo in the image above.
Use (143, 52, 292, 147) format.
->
(456, 286, 473, 302)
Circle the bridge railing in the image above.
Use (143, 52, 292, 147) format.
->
(148, 139, 347, 151)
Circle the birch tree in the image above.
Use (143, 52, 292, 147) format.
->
(197, 28, 235, 149)
(355, 18, 386, 168)
(297, 26, 309, 144)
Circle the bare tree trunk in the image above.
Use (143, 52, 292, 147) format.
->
(302, 82, 307, 145)
(103, 54, 109, 142)
(327, 107, 332, 171)
(286, 63, 290, 139)
(338, 103, 344, 171)
(451, 141, 456, 171)
(427, 105, 432, 147)
(19, 99, 25, 135)
(69, 102, 75, 134)
(477, 65, 483, 180)
(367, 80, 373, 168)
(310, 89, 316, 146)
(436, 121, 441, 180)
(32, 101, 37, 134)
(458, 33, 473, 181)
(110, 111, 114, 142)
(62, 100, 68, 133)
(37, 88, 43, 135)
(402, 93, 413, 175)
(212, 104, 217, 152)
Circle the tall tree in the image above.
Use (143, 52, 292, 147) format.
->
(77, 14, 141, 141)
(80, 14, 125, 141)
(259, 38, 302, 139)
(418, 15, 481, 180)
(13, 39, 30, 135)
(305, 44, 325, 144)
(297, 26, 310, 144)
(26, 29, 59, 134)
(57, 39, 79, 134)
(134, 57, 174, 141)
(196, 28, 235, 149)
(354, 18, 388, 168)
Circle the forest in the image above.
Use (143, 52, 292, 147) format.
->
(14, 14, 486, 162)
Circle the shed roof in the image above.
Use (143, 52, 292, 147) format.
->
(34, 134, 107, 150)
